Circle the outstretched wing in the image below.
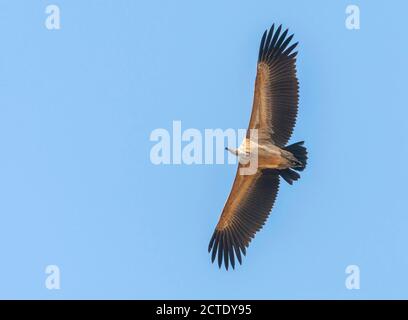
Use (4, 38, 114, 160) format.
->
(247, 24, 299, 146)
(208, 168, 280, 269)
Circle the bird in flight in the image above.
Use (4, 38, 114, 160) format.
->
(208, 24, 308, 270)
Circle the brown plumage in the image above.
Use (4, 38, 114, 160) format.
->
(208, 24, 308, 270)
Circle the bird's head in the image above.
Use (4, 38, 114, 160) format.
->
(225, 147, 238, 156)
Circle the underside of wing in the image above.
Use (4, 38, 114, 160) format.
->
(208, 169, 280, 270)
(248, 24, 299, 146)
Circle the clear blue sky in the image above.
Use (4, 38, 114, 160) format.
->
(0, 0, 407, 299)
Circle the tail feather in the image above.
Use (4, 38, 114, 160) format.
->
(279, 141, 307, 184)
(279, 168, 300, 185)
(284, 141, 307, 172)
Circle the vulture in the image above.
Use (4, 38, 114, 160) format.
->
(208, 24, 308, 270)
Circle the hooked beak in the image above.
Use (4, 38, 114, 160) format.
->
(225, 147, 238, 155)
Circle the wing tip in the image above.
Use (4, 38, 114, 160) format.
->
(208, 228, 245, 271)
(258, 23, 297, 63)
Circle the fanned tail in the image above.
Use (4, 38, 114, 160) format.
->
(279, 141, 307, 185)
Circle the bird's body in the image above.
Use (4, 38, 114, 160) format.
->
(232, 138, 297, 170)
(208, 24, 308, 270)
